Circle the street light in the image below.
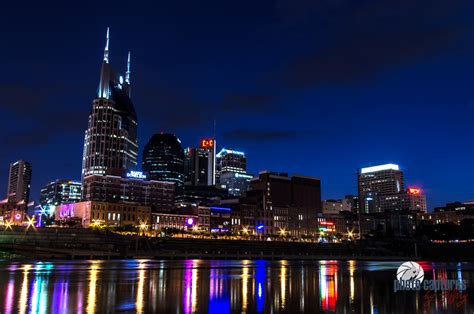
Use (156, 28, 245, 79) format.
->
(138, 220, 148, 235)
(4, 220, 12, 231)
(278, 228, 287, 236)
(25, 216, 36, 232)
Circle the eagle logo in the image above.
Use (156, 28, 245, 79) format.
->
(396, 261, 424, 286)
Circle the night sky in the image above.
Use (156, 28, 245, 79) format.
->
(1, 0, 473, 210)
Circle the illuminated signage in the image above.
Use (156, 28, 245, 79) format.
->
(186, 218, 194, 226)
(126, 171, 146, 179)
(360, 164, 400, 174)
(200, 139, 215, 149)
(216, 148, 245, 157)
(210, 206, 232, 212)
(408, 188, 421, 195)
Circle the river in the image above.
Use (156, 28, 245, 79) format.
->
(0, 259, 472, 313)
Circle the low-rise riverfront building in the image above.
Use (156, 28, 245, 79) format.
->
(56, 201, 151, 228)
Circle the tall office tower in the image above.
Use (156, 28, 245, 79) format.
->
(142, 133, 185, 199)
(183, 139, 216, 186)
(7, 160, 32, 205)
(216, 148, 252, 196)
(358, 164, 404, 213)
(82, 28, 138, 180)
(216, 148, 247, 175)
(39, 179, 82, 206)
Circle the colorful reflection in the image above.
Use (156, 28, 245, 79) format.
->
(349, 260, 355, 303)
(86, 261, 101, 314)
(30, 262, 53, 314)
(0, 260, 471, 313)
(183, 260, 199, 314)
(255, 261, 266, 313)
(209, 262, 230, 313)
(319, 261, 338, 311)
(136, 261, 146, 313)
(280, 261, 287, 310)
(241, 260, 250, 312)
(4, 279, 14, 314)
(51, 282, 68, 313)
(18, 264, 32, 314)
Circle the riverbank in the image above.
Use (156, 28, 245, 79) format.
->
(0, 227, 472, 261)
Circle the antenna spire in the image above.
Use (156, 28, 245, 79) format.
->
(103, 27, 110, 63)
(125, 51, 131, 84)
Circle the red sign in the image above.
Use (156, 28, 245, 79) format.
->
(408, 188, 421, 195)
(200, 139, 215, 149)
(320, 221, 334, 226)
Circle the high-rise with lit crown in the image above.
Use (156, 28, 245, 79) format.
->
(82, 28, 138, 180)
(358, 163, 404, 213)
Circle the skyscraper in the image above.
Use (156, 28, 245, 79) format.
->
(82, 28, 138, 180)
(358, 164, 404, 213)
(142, 133, 185, 199)
(216, 148, 247, 175)
(184, 139, 216, 186)
(216, 148, 252, 196)
(7, 160, 32, 205)
(39, 179, 82, 207)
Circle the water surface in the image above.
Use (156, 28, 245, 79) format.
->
(0, 259, 472, 313)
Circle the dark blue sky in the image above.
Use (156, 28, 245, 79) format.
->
(0, 0, 473, 209)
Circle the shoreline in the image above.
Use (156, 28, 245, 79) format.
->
(0, 227, 472, 261)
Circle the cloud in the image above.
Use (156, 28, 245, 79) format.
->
(223, 129, 320, 141)
(272, 0, 474, 88)
(135, 80, 279, 129)
(220, 94, 275, 112)
(0, 82, 89, 149)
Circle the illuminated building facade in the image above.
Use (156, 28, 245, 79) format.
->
(219, 172, 253, 197)
(7, 160, 32, 205)
(358, 164, 404, 213)
(184, 139, 216, 186)
(82, 173, 175, 212)
(209, 206, 232, 233)
(142, 133, 185, 199)
(56, 201, 151, 228)
(216, 148, 252, 196)
(39, 179, 82, 206)
(182, 185, 228, 206)
(216, 148, 246, 175)
(82, 28, 138, 179)
(151, 213, 198, 231)
(378, 188, 427, 213)
(247, 171, 322, 237)
(322, 199, 352, 214)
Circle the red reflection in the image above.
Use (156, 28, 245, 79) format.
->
(320, 262, 338, 311)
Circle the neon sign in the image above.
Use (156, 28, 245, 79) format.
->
(186, 218, 194, 226)
(200, 139, 215, 149)
(126, 171, 146, 179)
(408, 188, 421, 195)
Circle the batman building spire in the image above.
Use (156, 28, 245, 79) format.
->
(82, 28, 138, 181)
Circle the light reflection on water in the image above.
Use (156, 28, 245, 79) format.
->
(0, 260, 472, 313)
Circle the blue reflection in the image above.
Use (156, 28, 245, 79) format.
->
(208, 263, 230, 314)
(255, 261, 266, 313)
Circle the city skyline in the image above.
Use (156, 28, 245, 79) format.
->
(1, 1, 473, 209)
